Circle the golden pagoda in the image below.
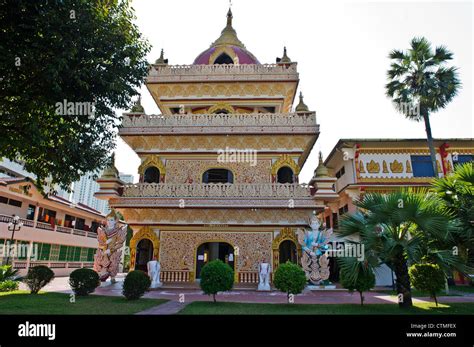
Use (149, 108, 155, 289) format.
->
(96, 8, 337, 283)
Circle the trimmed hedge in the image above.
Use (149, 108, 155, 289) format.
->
(69, 268, 100, 296)
(122, 270, 151, 300)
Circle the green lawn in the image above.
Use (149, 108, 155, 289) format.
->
(373, 288, 461, 297)
(449, 285, 474, 294)
(0, 291, 167, 315)
(179, 301, 474, 315)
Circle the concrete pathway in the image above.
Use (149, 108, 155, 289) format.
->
(136, 300, 188, 315)
(35, 274, 474, 308)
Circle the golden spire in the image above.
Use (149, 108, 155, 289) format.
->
(211, 7, 245, 48)
(295, 92, 309, 112)
(314, 152, 330, 178)
(155, 49, 168, 65)
(131, 95, 145, 113)
(101, 153, 119, 179)
(278, 46, 292, 64)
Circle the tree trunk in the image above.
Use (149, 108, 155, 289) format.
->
(213, 293, 216, 303)
(433, 293, 438, 307)
(422, 113, 438, 176)
(393, 254, 413, 308)
(359, 291, 364, 306)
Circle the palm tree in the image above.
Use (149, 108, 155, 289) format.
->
(386, 37, 461, 176)
(432, 162, 474, 270)
(338, 190, 469, 308)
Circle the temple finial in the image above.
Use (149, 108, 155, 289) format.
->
(295, 91, 309, 112)
(227, 7, 233, 27)
(155, 48, 168, 65)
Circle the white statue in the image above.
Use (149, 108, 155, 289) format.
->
(258, 258, 271, 291)
(147, 258, 162, 289)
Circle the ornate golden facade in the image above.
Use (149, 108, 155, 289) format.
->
(96, 9, 338, 283)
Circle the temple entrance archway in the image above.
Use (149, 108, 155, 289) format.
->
(135, 239, 153, 272)
(278, 239, 298, 265)
(129, 226, 160, 271)
(195, 242, 234, 279)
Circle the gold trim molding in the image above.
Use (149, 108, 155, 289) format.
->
(138, 155, 166, 175)
(130, 226, 160, 270)
(271, 154, 300, 175)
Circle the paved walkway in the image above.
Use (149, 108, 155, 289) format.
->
(136, 300, 188, 315)
(32, 274, 474, 308)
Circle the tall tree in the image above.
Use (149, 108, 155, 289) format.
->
(0, 0, 150, 192)
(338, 190, 470, 308)
(386, 37, 461, 176)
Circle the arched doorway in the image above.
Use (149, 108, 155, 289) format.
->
(277, 166, 294, 183)
(144, 167, 160, 183)
(135, 239, 153, 272)
(214, 53, 234, 64)
(195, 242, 234, 279)
(279, 240, 298, 264)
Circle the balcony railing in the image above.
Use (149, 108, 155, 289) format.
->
(148, 63, 298, 82)
(120, 112, 317, 134)
(122, 183, 313, 199)
(0, 214, 98, 239)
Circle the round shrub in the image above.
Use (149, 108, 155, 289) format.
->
(122, 270, 151, 300)
(340, 266, 375, 305)
(409, 263, 445, 306)
(200, 260, 234, 302)
(0, 280, 19, 292)
(273, 261, 307, 302)
(24, 265, 54, 294)
(69, 268, 100, 296)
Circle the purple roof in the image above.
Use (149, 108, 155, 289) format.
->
(193, 45, 260, 65)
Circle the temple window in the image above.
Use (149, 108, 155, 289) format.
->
(214, 53, 234, 65)
(144, 166, 160, 183)
(202, 169, 234, 184)
(276, 166, 294, 183)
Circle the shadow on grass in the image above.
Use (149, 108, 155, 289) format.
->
(178, 301, 474, 315)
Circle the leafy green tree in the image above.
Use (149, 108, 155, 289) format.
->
(386, 37, 461, 175)
(24, 265, 55, 294)
(0, 0, 150, 192)
(339, 259, 375, 306)
(432, 162, 474, 269)
(273, 261, 307, 303)
(338, 190, 470, 308)
(409, 263, 445, 306)
(199, 260, 234, 302)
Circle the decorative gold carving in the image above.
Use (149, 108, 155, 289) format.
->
(159, 231, 272, 281)
(166, 159, 271, 184)
(358, 160, 365, 173)
(118, 208, 313, 226)
(437, 161, 442, 174)
(406, 160, 412, 173)
(123, 134, 313, 152)
(366, 160, 380, 173)
(208, 103, 235, 114)
(390, 160, 403, 173)
(208, 46, 239, 65)
(129, 226, 160, 270)
(138, 155, 166, 175)
(271, 228, 302, 271)
(382, 161, 389, 173)
(271, 154, 300, 175)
